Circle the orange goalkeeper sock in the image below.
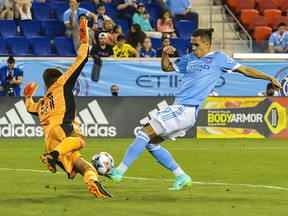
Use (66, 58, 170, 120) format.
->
(84, 167, 98, 183)
(53, 137, 83, 156)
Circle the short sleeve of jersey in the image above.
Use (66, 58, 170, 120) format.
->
(268, 33, 275, 45)
(63, 9, 71, 24)
(18, 68, 23, 77)
(218, 52, 240, 73)
(172, 55, 189, 73)
(63, 8, 89, 24)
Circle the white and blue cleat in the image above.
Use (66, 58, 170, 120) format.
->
(105, 168, 124, 183)
(169, 173, 192, 191)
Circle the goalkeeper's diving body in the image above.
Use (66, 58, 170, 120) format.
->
(22, 18, 112, 198)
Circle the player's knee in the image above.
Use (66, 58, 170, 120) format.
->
(136, 129, 151, 142)
(142, 123, 157, 138)
(78, 138, 85, 149)
(146, 144, 160, 152)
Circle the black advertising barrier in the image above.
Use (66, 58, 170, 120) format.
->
(1, 96, 287, 139)
(0, 96, 196, 138)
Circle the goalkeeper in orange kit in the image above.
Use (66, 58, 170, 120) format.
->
(22, 18, 112, 198)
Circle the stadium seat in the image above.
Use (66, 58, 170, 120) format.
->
(144, 3, 162, 24)
(257, 0, 278, 15)
(79, 2, 96, 14)
(6, 37, 32, 56)
(53, 36, 76, 57)
(150, 37, 162, 50)
(239, 9, 259, 29)
(272, 16, 288, 30)
(29, 36, 55, 57)
(31, 2, 51, 20)
(282, 0, 288, 13)
(114, 19, 130, 35)
(0, 20, 17, 39)
(0, 37, 7, 56)
(102, 3, 118, 20)
(227, 0, 238, 13)
(19, 20, 41, 39)
(274, 0, 283, 10)
(235, 0, 255, 13)
(263, 9, 282, 28)
(41, 19, 65, 39)
(170, 38, 187, 56)
(51, 2, 70, 21)
(249, 16, 268, 30)
(252, 26, 272, 40)
(174, 20, 196, 41)
(251, 26, 272, 52)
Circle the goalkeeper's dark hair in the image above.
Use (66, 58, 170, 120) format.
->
(43, 68, 63, 89)
(192, 28, 214, 45)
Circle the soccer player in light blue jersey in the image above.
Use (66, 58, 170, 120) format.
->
(107, 28, 282, 190)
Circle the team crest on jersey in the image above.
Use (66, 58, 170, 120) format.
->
(274, 66, 288, 96)
(204, 57, 213, 63)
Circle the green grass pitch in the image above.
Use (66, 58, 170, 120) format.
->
(0, 138, 287, 216)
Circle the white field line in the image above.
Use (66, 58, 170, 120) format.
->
(1, 147, 288, 151)
(1, 167, 288, 191)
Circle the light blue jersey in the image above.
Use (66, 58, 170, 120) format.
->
(164, 0, 191, 15)
(63, 8, 90, 25)
(172, 51, 240, 107)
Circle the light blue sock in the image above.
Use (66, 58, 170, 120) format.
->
(122, 130, 150, 168)
(146, 144, 180, 172)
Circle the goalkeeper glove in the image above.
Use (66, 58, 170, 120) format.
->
(23, 82, 39, 98)
(78, 18, 88, 44)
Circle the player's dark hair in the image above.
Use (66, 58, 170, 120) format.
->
(192, 28, 214, 44)
(43, 68, 63, 89)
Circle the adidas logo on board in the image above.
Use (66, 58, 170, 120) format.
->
(0, 100, 43, 137)
(76, 100, 116, 137)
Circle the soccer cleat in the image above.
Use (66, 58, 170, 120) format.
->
(40, 153, 57, 173)
(105, 168, 124, 183)
(168, 173, 192, 191)
(88, 180, 113, 198)
(78, 18, 88, 43)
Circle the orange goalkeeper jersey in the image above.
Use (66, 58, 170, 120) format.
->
(25, 43, 89, 137)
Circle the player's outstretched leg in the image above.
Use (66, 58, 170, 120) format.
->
(106, 130, 150, 183)
(80, 161, 113, 198)
(146, 144, 192, 190)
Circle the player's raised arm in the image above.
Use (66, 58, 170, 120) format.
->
(161, 45, 176, 72)
(235, 65, 282, 90)
(57, 18, 89, 85)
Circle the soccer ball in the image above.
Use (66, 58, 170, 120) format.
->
(91, 152, 114, 175)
